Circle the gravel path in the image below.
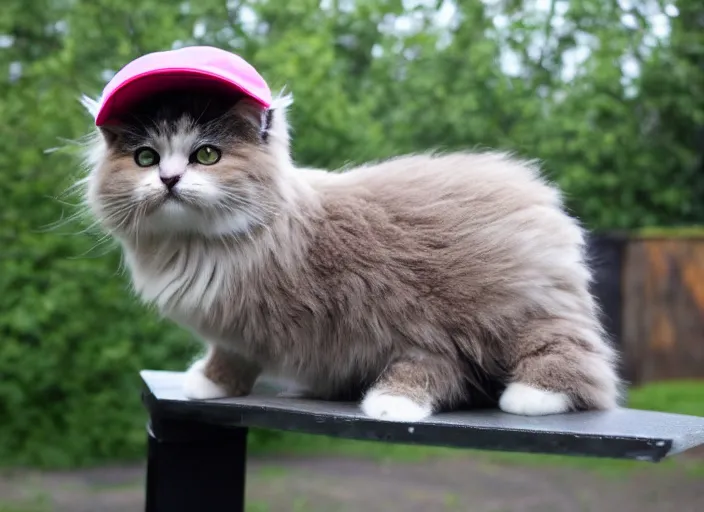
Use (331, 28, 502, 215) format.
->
(1, 454, 702, 511)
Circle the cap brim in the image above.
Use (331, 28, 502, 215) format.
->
(95, 68, 271, 126)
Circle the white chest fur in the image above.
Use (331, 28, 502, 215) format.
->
(123, 240, 232, 318)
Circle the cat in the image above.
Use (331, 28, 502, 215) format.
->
(80, 88, 621, 422)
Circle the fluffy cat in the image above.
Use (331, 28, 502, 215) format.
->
(80, 88, 621, 422)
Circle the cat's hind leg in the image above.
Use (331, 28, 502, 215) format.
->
(499, 317, 620, 416)
(360, 351, 465, 422)
(183, 345, 261, 400)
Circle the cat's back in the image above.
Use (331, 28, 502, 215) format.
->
(303, 152, 570, 244)
(301, 151, 587, 300)
(307, 151, 562, 214)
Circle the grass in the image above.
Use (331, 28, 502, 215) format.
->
(0, 495, 49, 512)
(627, 380, 704, 416)
(245, 502, 272, 512)
(0, 506, 44, 512)
(249, 379, 704, 477)
(0, 507, 44, 512)
(634, 225, 704, 238)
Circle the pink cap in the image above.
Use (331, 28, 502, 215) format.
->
(95, 46, 272, 126)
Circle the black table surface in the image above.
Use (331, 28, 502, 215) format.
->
(141, 370, 704, 462)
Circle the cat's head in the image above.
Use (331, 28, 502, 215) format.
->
(82, 88, 294, 239)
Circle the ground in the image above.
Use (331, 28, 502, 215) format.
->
(1, 450, 703, 512)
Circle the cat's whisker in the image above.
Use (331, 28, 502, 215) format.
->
(37, 207, 92, 233)
(67, 234, 119, 260)
(58, 176, 91, 199)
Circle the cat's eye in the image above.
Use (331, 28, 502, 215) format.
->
(134, 147, 160, 168)
(192, 145, 221, 166)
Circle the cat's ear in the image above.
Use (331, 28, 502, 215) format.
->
(232, 98, 267, 132)
(263, 92, 293, 148)
(80, 94, 121, 146)
(231, 91, 294, 164)
(258, 92, 293, 164)
(99, 126, 121, 146)
(231, 97, 280, 143)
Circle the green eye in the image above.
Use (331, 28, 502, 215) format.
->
(193, 145, 221, 165)
(135, 147, 159, 167)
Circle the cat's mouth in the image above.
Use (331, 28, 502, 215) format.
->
(140, 188, 208, 220)
(165, 190, 183, 202)
(158, 188, 202, 210)
(141, 190, 186, 217)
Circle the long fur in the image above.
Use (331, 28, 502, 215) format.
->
(79, 88, 621, 419)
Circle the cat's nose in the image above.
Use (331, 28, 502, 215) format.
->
(160, 175, 182, 190)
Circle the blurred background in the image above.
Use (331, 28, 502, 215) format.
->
(1, 0, 703, 511)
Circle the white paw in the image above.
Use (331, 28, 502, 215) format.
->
(182, 359, 228, 400)
(360, 390, 432, 422)
(499, 382, 571, 416)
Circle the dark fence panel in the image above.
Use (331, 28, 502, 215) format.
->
(586, 232, 627, 352)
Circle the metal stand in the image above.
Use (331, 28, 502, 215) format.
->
(145, 416, 248, 512)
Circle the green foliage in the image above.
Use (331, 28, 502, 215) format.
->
(0, 0, 702, 468)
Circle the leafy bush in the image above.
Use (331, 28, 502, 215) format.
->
(0, 232, 198, 467)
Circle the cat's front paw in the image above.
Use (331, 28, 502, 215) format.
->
(183, 359, 228, 400)
(499, 382, 571, 416)
(360, 390, 432, 422)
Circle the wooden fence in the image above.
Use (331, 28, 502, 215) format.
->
(588, 234, 704, 385)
